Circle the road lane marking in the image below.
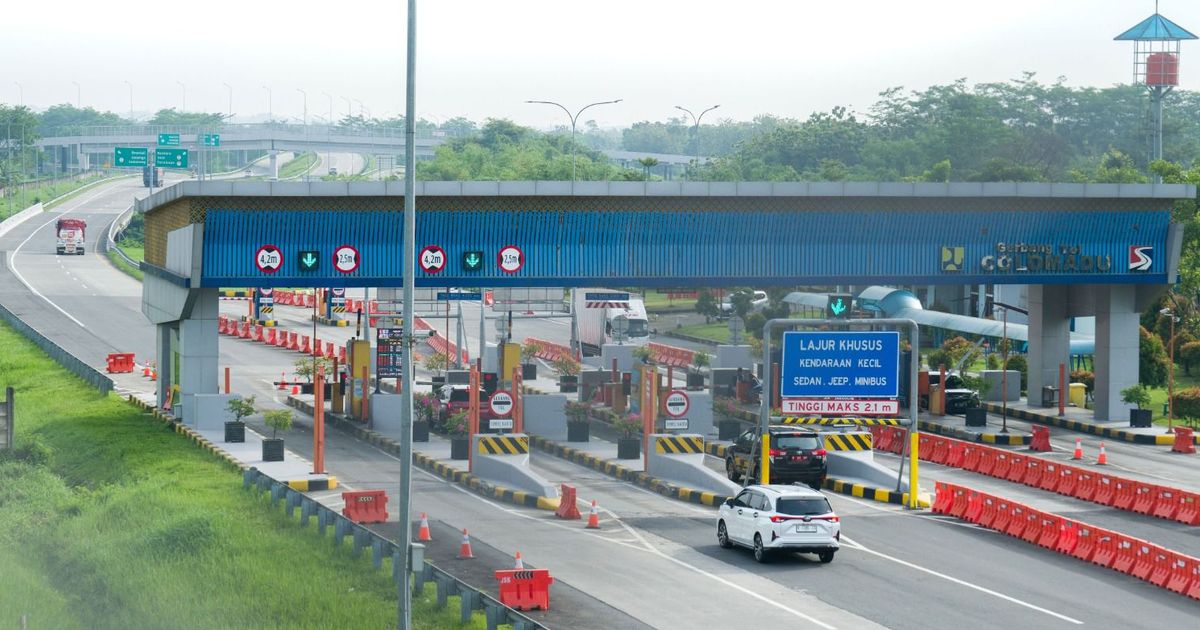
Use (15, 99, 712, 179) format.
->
(840, 535, 1083, 624)
(9, 212, 90, 328)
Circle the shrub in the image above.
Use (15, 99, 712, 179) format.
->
(553, 355, 581, 376)
(1171, 388, 1200, 427)
(986, 354, 1000, 370)
(442, 410, 468, 437)
(423, 352, 449, 376)
(1070, 370, 1094, 393)
(1180, 341, 1200, 376)
(612, 412, 643, 439)
(714, 396, 741, 421)
(564, 401, 592, 424)
(1139, 326, 1169, 388)
(1120, 384, 1151, 410)
(293, 357, 333, 383)
(521, 340, 542, 364)
(413, 392, 439, 423)
(262, 409, 294, 439)
(226, 396, 256, 423)
(1004, 354, 1028, 391)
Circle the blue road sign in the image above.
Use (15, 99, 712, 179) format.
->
(437, 292, 482, 301)
(780, 331, 899, 399)
(585, 292, 630, 301)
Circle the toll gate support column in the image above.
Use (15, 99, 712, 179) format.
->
(268, 151, 279, 179)
(1027, 285, 1070, 407)
(178, 288, 220, 423)
(1094, 285, 1139, 421)
(156, 323, 174, 407)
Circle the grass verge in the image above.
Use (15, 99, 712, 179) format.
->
(105, 249, 143, 281)
(0, 320, 485, 629)
(675, 322, 730, 343)
(278, 152, 319, 179)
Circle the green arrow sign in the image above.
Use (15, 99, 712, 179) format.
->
(157, 133, 180, 146)
(826, 294, 852, 319)
(154, 148, 189, 169)
(114, 147, 148, 167)
(830, 298, 846, 316)
(463, 250, 484, 271)
(298, 250, 320, 271)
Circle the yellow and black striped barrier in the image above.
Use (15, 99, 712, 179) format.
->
(782, 416, 903, 426)
(315, 315, 349, 327)
(655, 435, 704, 454)
(477, 435, 529, 455)
(287, 477, 339, 492)
(823, 432, 873, 451)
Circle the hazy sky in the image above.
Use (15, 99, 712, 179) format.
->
(4, 1, 1196, 128)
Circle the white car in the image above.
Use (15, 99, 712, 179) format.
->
(718, 290, 769, 319)
(716, 484, 840, 563)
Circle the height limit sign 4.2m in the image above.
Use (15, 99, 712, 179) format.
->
(419, 245, 446, 274)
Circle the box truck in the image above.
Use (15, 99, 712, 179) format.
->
(55, 218, 87, 255)
(572, 288, 651, 356)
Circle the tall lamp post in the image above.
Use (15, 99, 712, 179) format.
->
(525, 98, 622, 182)
(674, 104, 719, 179)
(991, 301, 1028, 433)
(72, 81, 81, 109)
(1160, 302, 1181, 433)
(223, 83, 233, 119)
(177, 81, 186, 112)
(124, 81, 134, 121)
(13, 82, 22, 107)
(297, 88, 308, 125)
(262, 85, 273, 123)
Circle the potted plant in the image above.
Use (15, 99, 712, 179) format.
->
(444, 410, 470, 460)
(261, 409, 294, 462)
(412, 391, 437, 442)
(293, 357, 333, 396)
(714, 396, 743, 440)
(960, 374, 991, 428)
(632, 345, 655, 365)
(424, 352, 449, 395)
(224, 395, 255, 443)
(554, 355, 581, 393)
(1121, 384, 1153, 428)
(688, 352, 710, 390)
(564, 400, 592, 442)
(521, 341, 542, 380)
(613, 411, 643, 459)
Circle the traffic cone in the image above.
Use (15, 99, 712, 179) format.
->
(277, 372, 286, 391)
(1097, 442, 1108, 466)
(513, 551, 524, 569)
(291, 385, 300, 395)
(150, 370, 157, 382)
(457, 529, 474, 559)
(1072, 437, 1083, 460)
(585, 500, 600, 529)
(417, 513, 432, 542)
(142, 366, 152, 377)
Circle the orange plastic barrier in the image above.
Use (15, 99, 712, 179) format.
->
(949, 486, 970, 518)
(1150, 549, 1175, 587)
(1177, 493, 1200, 525)
(265, 328, 277, 345)
(647, 342, 695, 368)
(1005, 504, 1027, 538)
(932, 482, 952, 514)
(1036, 513, 1060, 548)
(1094, 475, 1115, 505)
(494, 569, 554, 611)
(1074, 470, 1097, 502)
(105, 353, 135, 374)
(976, 448, 997, 477)
(1005, 453, 1027, 483)
(253, 325, 264, 342)
(240, 321, 252, 339)
(1022, 457, 1043, 487)
(1072, 524, 1097, 562)
(929, 436, 950, 465)
(1152, 487, 1179, 520)
(299, 335, 312, 354)
(1056, 466, 1077, 497)
(1172, 427, 1196, 454)
(991, 450, 1013, 479)
(1019, 508, 1042, 544)
(976, 494, 999, 528)
(945, 440, 965, 468)
(339, 347, 347, 363)
(961, 443, 982, 471)
(277, 330, 289, 348)
(1111, 536, 1137, 574)
(1131, 542, 1156, 580)
(1039, 462, 1061, 493)
(1111, 479, 1135, 511)
(1091, 531, 1117, 568)
(1029, 425, 1052, 452)
(555, 484, 582, 520)
(1166, 555, 1195, 594)
(963, 490, 984, 523)
(1132, 482, 1157, 515)
(991, 500, 1013, 532)
(1055, 519, 1078, 555)
(341, 490, 389, 524)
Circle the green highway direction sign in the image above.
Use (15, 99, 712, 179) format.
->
(157, 133, 181, 146)
(298, 250, 320, 272)
(114, 147, 148, 167)
(463, 250, 484, 272)
(201, 134, 221, 147)
(155, 148, 189, 169)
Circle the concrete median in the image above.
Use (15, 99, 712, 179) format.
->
(646, 434, 741, 496)
(471, 434, 558, 499)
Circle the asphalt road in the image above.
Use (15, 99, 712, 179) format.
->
(4, 177, 1200, 627)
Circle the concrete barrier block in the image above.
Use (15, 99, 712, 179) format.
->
(666, 390, 714, 437)
(646, 434, 740, 495)
(470, 434, 556, 497)
(715, 345, 754, 370)
(601, 344, 636, 374)
(982, 370, 1021, 402)
(827, 451, 909, 492)
(370, 393, 404, 439)
(523, 394, 568, 441)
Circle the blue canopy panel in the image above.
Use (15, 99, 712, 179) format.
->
(1114, 13, 1198, 41)
(199, 208, 1170, 288)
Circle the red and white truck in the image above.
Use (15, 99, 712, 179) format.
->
(55, 218, 87, 255)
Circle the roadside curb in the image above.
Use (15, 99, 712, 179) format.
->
(917, 420, 1032, 446)
(128, 395, 249, 472)
(662, 331, 720, 347)
(703, 441, 930, 508)
(981, 403, 1197, 446)
(284, 396, 559, 511)
(528, 434, 730, 507)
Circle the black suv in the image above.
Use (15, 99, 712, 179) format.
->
(725, 427, 827, 489)
(925, 373, 981, 414)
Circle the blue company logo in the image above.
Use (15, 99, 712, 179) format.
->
(1129, 245, 1153, 271)
(940, 246, 964, 272)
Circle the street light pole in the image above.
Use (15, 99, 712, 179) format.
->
(177, 81, 186, 112)
(72, 82, 81, 109)
(1161, 301, 1180, 433)
(223, 83, 233, 119)
(525, 98, 622, 182)
(13, 82, 22, 107)
(674, 104, 719, 179)
(1001, 307, 1008, 433)
(398, 1, 419, 628)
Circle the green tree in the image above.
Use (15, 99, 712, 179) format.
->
(1139, 325, 1170, 388)
(695, 289, 720, 323)
(147, 109, 224, 126)
(1180, 341, 1200, 376)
